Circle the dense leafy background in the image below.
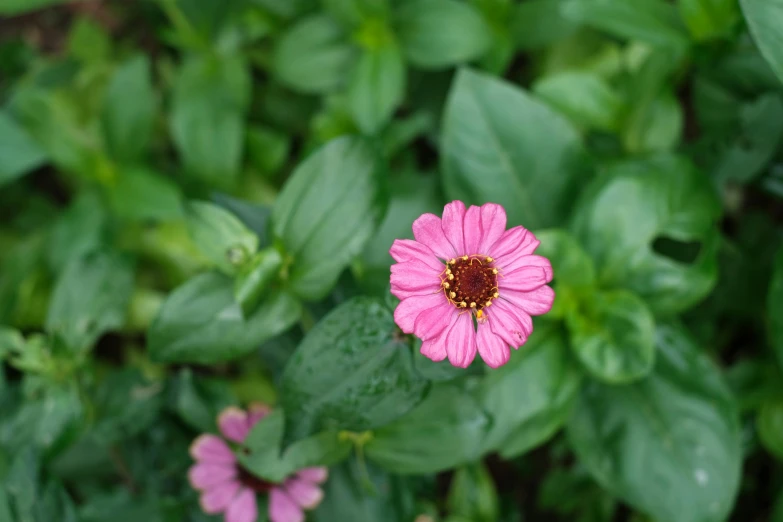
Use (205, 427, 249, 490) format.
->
(1, 0, 783, 521)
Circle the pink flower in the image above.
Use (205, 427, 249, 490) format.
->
(390, 201, 554, 369)
(188, 404, 328, 522)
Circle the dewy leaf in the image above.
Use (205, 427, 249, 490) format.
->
(234, 247, 284, 316)
(366, 384, 489, 474)
(566, 289, 656, 384)
(148, 272, 302, 364)
(442, 68, 584, 230)
(740, 0, 783, 85)
(280, 297, 428, 440)
(0, 111, 47, 186)
(185, 200, 259, 275)
(533, 71, 624, 132)
(46, 250, 134, 352)
(770, 246, 783, 371)
(101, 55, 157, 164)
(272, 14, 357, 94)
(170, 54, 250, 188)
(272, 136, 387, 301)
(348, 43, 406, 134)
(562, 0, 690, 50)
(567, 323, 742, 522)
(477, 323, 582, 458)
(571, 154, 721, 315)
(394, 0, 492, 69)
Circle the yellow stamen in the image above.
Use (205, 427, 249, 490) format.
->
(476, 310, 484, 319)
(492, 268, 498, 275)
(442, 282, 449, 289)
(448, 274, 454, 280)
(449, 291, 456, 299)
(485, 301, 492, 307)
(486, 256, 493, 263)
(469, 302, 476, 308)
(462, 255, 468, 261)
(493, 292, 499, 298)
(459, 301, 467, 308)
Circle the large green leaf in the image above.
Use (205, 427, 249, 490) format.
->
(272, 136, 387, 301)
(46, 250, 135, 352)
(280, 297, 428, 440)
(447, 462, 499, 522)
(395, 0, 492, 69)
(566, 289, 656, 384)
(740, 0, 783, 85)
(442, 68, 584, 229)
(185, 201, 259, 275)
(770, 246, 783, 370)
(679, 0, 740, 41)
(477, 323, 582, 458)
(533, 71, 624, 132)
(272, 14, 356, 94)
(147, 272, 301, 364)
(0, 111, 47, 186)
(571, 155, 721, 315)
(169, 55, 250, 188)
(101, 55, 157, 164)
(366, 384, 489, 474)
(348, 44, 406, 134)
(567, 323, 742, 522)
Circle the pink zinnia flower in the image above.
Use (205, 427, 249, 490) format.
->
(188, 404, 328, 522)
(390, 201, 554, 368)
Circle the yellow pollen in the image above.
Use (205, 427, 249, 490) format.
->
(493, 292, 499, 298)
(462, 255, 468, 261)
(476, 310, 484, 319)
(460, 301, 467, 308)
(470, 302, 476, 308)
(448, 274, 454, 280)
(486, 256, 493, 263)
(485, 301, 492, 307)
(445, 269, 451, 275)
(442, 282, 449, 289)
(492, 268, 498, 275)
(449, 291, 456, 298)
(448, 258, 456, 265)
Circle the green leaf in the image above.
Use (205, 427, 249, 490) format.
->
(566, 289, 656, 384)
(712, 94, 783, 183)
(758, 399, 783, 461)
(0, 0, 80, 15)
(366, 384, 489, 474)
(535, 229, 596, 290)
(395, 0, 492, 69)
(272, 136, 387, 301)
(47, 192, 108, 275)
(740, 0, 783, 85)
(212, 193, 273, 247)
(623, 90, 683, 154)
(46, 250, 135, 352)
(447, 462, 499, 522)
(679, 0, 740, 41)
(442, 68, 584, 229)
(246, 125, 290, 177)
(512, 0, 580, 50)
(533, 71, 624, 132)
(571, 155, 721, 315)
(477, 323, 582, 457)
(567, 323, 742, 522)
(234, 248, 284, 316)
(348, 44, 406, 134)
(67, 18, 111, 64)
(185, 200, 259, 275)
(272, 14, 356, 94)
(562, 0, 690, 50)
(106, 166, 183, 222)
(92, 369, 164, 443)
(170, 369, 235, 433)
(324, 0, 390, 25)
(0, 111, 47, 186)
(281, 297, 428, 440)
(148, 272, 302, 364)
(101, 55, 157, 164)
(770, 246, 783, 371)
(170, 55, 250, 187)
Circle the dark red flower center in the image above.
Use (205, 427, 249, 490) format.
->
(238, 465, 278, 493)
(441, 255, 499, 314)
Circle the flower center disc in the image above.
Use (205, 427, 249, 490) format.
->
(238, 466, 277, 493)
(443, 255, 498, 311)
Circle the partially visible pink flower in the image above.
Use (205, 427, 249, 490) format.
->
(188, 404, 328, 522)
(390, 201, 554, 369)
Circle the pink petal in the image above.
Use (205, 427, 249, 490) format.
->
(393, 293, 446, 334)
(486, 299, 531, 349)
(445, 312, 478, 368)
(500, 256, 554, 292)
(296, 467, 328, 484)
(225, 487, 257, 522)
(489, 227, 540, 269)
(269, 488, 304, 522)
(390, 261, 442, 296)
(412, 214, 455, 260)
(477, 204, 507, 254)
(247, 403, 271, 428)
(420, 313, 458, 362)
(462, 205, 482, 255)
(477, 323, 511, 368)
(188, 463, 237, 490)
(284, 477, 324, 509)
(390, 239, 443, 271)
(414, 301, 456, 341)
(218, 407, 251, 443)
(441, 200, 466, 255)
(501, 286, 555, 316)
(200, 480, 241, 514)
(190, 434, 236, 465)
